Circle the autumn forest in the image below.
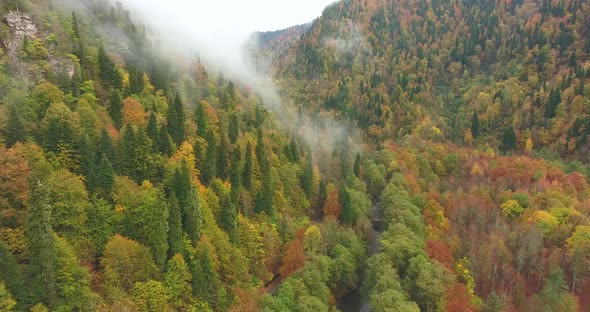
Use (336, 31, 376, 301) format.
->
(0, 0, 589, 311)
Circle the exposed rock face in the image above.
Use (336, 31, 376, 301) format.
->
(2, 11, 38, 59)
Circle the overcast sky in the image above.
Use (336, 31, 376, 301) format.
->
(120, 0, 337, 36)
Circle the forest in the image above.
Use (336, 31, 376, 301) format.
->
(0, 0, 589, 311)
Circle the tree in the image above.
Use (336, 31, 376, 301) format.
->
(218, 182, 237, 242)
(192, 243, 222, 308)
(121, 181, 169, 269)
(167, 193, 183, 257)
(0, 283, 16, 312)
(168, 94, 185, 146)
(156, 125, 174, 157)
(339, 186, 354, 225)
(169, 162, 202, 245)
(5, 105, 26, 148)
(130, 280, 170, 312)
(0, 244, 25, 310)
(25, 171, 57, 305)
(101, 235, 158, 296)
(501, 126, 517, 152)
(42, 102, 81, 158)
(471, 111, 480, 138)
(195, 101, 209, 138)
(255, 130, 274, 218)
(501, 199, 524, 220)
(98, 46, 118, 88)
(243, 141, 253, 190)
(353, 153, 361, 177)
(301, 150, 313, 200)
(146, 111, 158, 147)
(94, 153, 114, 198)
(228, 112, 239, 144)
(202, 129, 218, 185)
(404, 254, 450, 312)
(109, 91, 123, 129)
(279, 238, 306, 277)
(165, 254, 193, 309)
(229, 145, 242, 207)
(86, 199, 116, 252)
(217, 125, 228, 180)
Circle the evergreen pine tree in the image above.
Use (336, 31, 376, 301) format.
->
(78, 135, 95, 191)
(353, 152, 361, 177)
(168, 94, 185, 146)
(109, 90, 123, 129)
(301, 149, 313, 200)
(96, 129, 115, 171)
(243, 141, 253, 190)
(471, 111, 480, 138)
(195, 101, 209, 138)
(290, 137, 300, 162)
(167, 192, 183, 257)
(217, 125, 228, 180)
(171, 162, 202, 245)
(94, 153, 114, 198)
(339, 185, 354, 225)
(157, 125, 174, 157)
(228, 112, 239, 144)
(229, 145, 241, 204)
(146, 111, 158, 150)
(5, 104, 26, 147)
(98, 46, 116, 87)
(25, 169, 57, 305)
(501, 126, 517, 152)
(202, 129, 218, 185)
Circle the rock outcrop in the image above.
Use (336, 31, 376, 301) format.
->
(2, 11, 38, 59)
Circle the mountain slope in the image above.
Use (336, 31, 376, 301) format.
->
(272, 0, 590, 163)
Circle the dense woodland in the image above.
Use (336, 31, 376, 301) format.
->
(0, 0, 589, 311)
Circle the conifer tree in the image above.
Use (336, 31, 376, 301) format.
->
(157, 125, 174, 157)
(243, 141, 253, 190)
(217, 125, 228, 180)
(96, 128, 115, 164)
(202, 129, 218, 185)
(228, 112, 239, 144)
(290, 137, 300, 162)
(171, 162, 202, 245)
(146, 111, 158, 146)
(301, 149, 313, 200)
(25, 168, 57, 305)
(501, 126, 517, 152)
(167, 192, 183, 257)
(5, 104, 26, 147)
(339, 185, 354, 225)
(109, 90, 123, 129)
(79, 135, 95, 191)
(168, 95, 185, 146)
(353, 152, 361, 177)
(195, 101, 209, 138)
(94, 153, 114, 198)
(229, 145, 242, 207)
(471, 111, 480, 138)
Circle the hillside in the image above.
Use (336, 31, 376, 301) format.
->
(272, 0, 590, 166)
(0, 0, 588, 311)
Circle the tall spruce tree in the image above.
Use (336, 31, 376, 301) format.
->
(243, 141, 253, 190)
(202, 129, 218, 185)
(228, 112, 239, 144)
(217, 125, 228, 180)
(339, 185, 354, 225)
(5, 104, 26, 147)
(171, 162, 202, 245)
(471, 111, 480, 138)
(168, 95, 185, 146)
(301, 149, 313, 200)
(109, 90, 123, 129)
(167, 192, 183, 257)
